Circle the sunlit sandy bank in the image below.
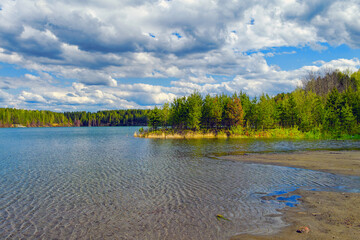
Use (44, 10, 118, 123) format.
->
(220, 150, 360, 176)
(221, 151, 360, 240)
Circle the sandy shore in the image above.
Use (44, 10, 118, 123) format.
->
(221, 151, 360, 240)
(220, 150, 360, 176)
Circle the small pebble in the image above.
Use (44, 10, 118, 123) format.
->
(312, 212, 321, 216)
(296, 226, 310, 233)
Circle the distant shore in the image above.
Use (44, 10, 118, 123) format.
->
(222, 151, 360, 240)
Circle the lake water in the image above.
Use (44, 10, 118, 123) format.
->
(1, 127, 359, 239)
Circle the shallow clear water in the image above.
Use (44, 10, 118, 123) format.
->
(0, 127, 359, 239)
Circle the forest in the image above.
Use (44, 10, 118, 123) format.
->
(0, 109, 149, 127)
(145, 70, 360, 138)
(1, 69, 360, 139)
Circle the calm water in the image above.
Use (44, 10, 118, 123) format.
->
(0, 127, 359, 239)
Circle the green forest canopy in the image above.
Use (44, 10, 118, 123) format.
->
(0, 109, 149, 127)
(148, 69, 360, 136)
(1, 69, 360, 137)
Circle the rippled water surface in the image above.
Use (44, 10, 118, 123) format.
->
(1, 127, 359, 239)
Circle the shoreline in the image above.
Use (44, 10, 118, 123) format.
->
(135, 129, 308, 139)
(219, 150, 360, 176)
(134, 130, 360, 140)
(221, 150, 360, 240)
(231, 189, 360, 240)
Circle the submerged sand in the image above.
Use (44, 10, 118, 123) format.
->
(221, 151, 360, 240)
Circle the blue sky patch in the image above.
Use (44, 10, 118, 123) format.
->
(117, 77, 178, 87)
(263, 43, 360, 71)
(172, 32, 182, 39)
(149, 33, 156, 38)
(0, 63, 32, 77)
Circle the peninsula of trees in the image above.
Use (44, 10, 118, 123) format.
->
(141, 70, 360, 139)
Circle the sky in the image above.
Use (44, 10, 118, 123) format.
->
(0, 0, 359, 112)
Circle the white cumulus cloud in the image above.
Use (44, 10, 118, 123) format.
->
(0, 0, 358, 110)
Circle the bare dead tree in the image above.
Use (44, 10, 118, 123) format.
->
(301, 69, 356, 96)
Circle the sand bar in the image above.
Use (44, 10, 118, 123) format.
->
(221, 151, 360, 240)
(220, 150, 360, 176)
(231, 189, 360, 240)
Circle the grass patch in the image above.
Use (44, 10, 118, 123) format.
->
(135, 127, 354, 139)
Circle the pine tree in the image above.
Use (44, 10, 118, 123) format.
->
(186, 92, 202, 130)
(340, 104, 356, 134)
(148, 106, 162, 130)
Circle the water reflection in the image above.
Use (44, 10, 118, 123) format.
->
(0, 127, 359, 239)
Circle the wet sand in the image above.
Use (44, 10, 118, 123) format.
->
(220, 150, 360, 176)
(221, 151, 360, 240)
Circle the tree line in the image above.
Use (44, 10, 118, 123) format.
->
(64, 110, 149, 127)
(148, 70, 360, 136)
(0, 108, 149, 127)
(1, 69, 359, 136)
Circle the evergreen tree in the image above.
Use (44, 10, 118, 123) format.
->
(169, 97, 187, 129)
(257, 94, 276, 129)
(148, 106, 162, 130)
(186, 92, 202, 130)
(324, 88, 342, 132)
(340, 104, 356, 134)
(161, 102, 170, 128)
(238, 91, 251, 126)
